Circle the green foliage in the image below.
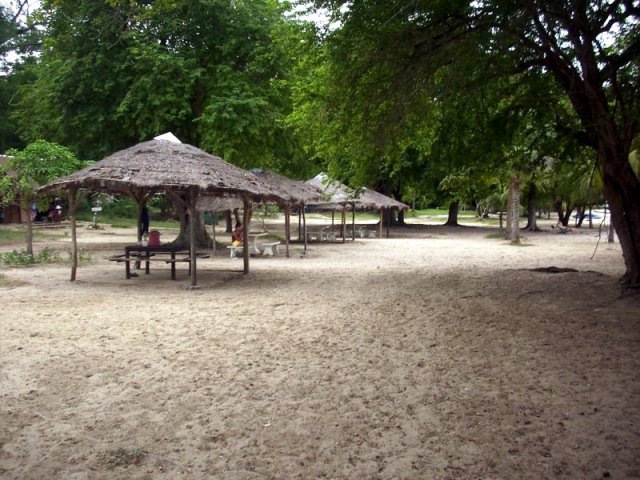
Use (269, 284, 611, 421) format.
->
(103, 447, 146, 468)
(11, 0, 307, 173)
(99, 196, 137, 219)
(0, 140, 85, 208)
(303, 0, 639, 232)
(0, 246, 61, 266)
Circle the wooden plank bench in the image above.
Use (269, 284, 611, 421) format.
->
(108, 253, 155, 262)
(261, 241, 280, 256)
(165, 254, 210, 275)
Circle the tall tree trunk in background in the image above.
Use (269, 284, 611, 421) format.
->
(505, 176, 520, 244)
(382, 207, 400, 226)
(444, 201, 459, 226)
(523, 182, 538, 231)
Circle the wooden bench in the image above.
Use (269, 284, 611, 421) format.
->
(261, 241, 280, 256)
(108, 253, 155, 262)
(165, 254, 210, 275)
(110, 251, 208, 279)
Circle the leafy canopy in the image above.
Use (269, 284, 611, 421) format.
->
(0, 140, 86, 207)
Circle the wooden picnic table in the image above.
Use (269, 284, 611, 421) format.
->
(113, 244, 190, 280)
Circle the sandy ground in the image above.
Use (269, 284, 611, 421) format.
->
(1, 220, 639, 480)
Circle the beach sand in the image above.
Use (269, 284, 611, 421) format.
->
(1, 221, 639, 479)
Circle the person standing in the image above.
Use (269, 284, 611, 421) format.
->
(141, 206, 150, 236)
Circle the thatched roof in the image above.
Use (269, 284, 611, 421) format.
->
(249, 168, 323, 205)
(305, 173, 361, 210)
(39, 139, 285, 203)
(359, 188, 410, 211)
(305, 173, 408, 211)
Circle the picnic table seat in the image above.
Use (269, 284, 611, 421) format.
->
(261, 241, 280, 256)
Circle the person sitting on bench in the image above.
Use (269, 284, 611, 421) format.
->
(232, 222, 244, 246)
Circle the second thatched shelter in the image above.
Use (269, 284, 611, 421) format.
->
(305, 173, 409, 239)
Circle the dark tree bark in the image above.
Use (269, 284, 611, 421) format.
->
(599, 147, 640, 285)
(523, 181, 538, 232)
(171, 201, 212, 248)
(444, 201, 459, 226)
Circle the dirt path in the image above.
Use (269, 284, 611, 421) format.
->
(1, 223, 638, 479)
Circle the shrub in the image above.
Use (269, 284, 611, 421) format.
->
(0, 247, 62, 266)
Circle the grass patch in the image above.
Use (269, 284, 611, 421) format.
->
(70, 250, 92, 264)
(103, 447, 146, 468)
(511, 242, 534, 247)
(0, 227, 67, 246)
(0, 247, 91, 266)
(0, 247, 62, 266)
(148, 219, 180, 229)
(0, 273, 26, 287)
(486, 232, 505, 239)
(109, 220, 134, 229)
(0, 229, 25, 244)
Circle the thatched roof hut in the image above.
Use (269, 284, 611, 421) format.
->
(41, 139, 283, 202)
(249, 168, 323, 205)
(305, 173, 408, 211)
(359, 188, 410, 211)
(248, 168, 325, 252)
(305, 173, 409, 239)
(39, 137, 289, 286)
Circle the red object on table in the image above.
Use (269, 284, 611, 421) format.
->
(148, 230, 161, 247)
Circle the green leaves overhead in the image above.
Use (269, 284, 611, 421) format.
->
(0, 140, 86, 207)
(10, 0, 305, 173)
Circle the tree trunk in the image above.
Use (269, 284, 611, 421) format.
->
(444, 201, 459, 226)
(172, 201, 212, 248)
(600, 151, 640, 286)
(608, 220, 615, 244)
(505, 176, 520, 244)
(381, 207, 401, 226)
(523, 182, 538, 231)
(68, 189, 78, 281)
(24, 202, 34, 256)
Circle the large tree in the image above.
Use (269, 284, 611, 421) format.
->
(11, 0, 306, 173)
(310, 0, 640, 286)
(0, 140, 86, 255)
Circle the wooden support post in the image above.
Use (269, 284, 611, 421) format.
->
(189, 188, 198, 286)
(302, 205, 308, 254)
(211, 211, 217, 256)
(285, 203, 291, 258)
(351, 202, 356, 241)
(386, 206, 390, 238)
(68, 188, 78, 281)
(243, 196, 250, 273)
